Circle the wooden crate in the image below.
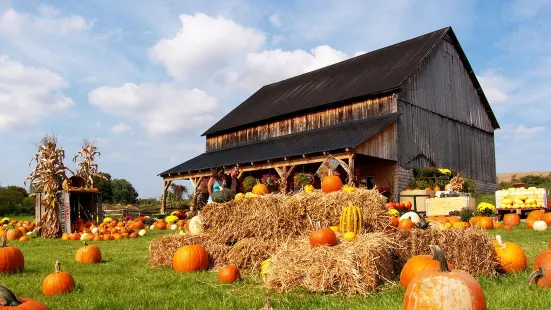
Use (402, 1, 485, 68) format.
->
(399, 190, 436, 213)
(425, 196, 476, 216)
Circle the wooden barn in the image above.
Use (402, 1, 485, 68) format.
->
(159, 26, 499, 209)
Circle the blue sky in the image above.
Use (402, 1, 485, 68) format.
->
(1, 0, 550, 198)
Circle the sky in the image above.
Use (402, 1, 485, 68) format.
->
(1, 0, 550, 198)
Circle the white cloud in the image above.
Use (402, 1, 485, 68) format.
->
(89, 83, 218, 135)
(110, 123, 132, 134)
(0, 54, 73, 131)
(514, 124, 545, 140)
(476, 71, 522, 106)
(0, 5, 90, 36)
(507, 0, 551, 20)
(224, 45, 350, 92)
(149, 13, 265, 81)
(269, 13, 281, 28)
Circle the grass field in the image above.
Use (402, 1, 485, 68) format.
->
(0, 221, 550, 309)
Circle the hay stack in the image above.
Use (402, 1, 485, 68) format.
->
(265, 233, 398, 296)
(226, 237, 281, 271)
(200, 189, 388, 244)
(149, 234, 230, 268)
(393, 228, 498, 276)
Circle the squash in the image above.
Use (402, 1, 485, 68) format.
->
(403, 245, 487, 309)
(343, 232, 356, 241)
(0, 284, 50, 309)
(339, 206, 363, 234)
(398, 217, 414, 230)
(0, 236, 24, 273)
(234, 193, 245, 200)
(188, 216, 203, 235)
(304, 184, 314, 193)
(42, 261, 75, 296)
(212, 188, 235, 202)
(309, 227, 337, 247)
(533, 220, 548, 231)
(400, 212, 421, 224)
(493, 235, 527, 273)
(173, 245, 209, 272)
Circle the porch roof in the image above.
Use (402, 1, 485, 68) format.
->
(159, 113, 400, 177)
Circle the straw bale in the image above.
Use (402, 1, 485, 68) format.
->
(393, 227, 498, 276)
(149, 234, 230, 268)
(200, 188, 389, 244)
(226, 237, 280, 271)
(265, 233, 398, 296)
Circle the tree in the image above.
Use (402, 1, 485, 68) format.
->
(170, 184, 188, 201)
(111, 179, 139, 204)
(92, 172, 113, 203)
(0, 186, 28, 215)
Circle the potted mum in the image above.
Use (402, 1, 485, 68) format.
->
(293, 172, 314, 192)
(261, 174, 280, 193)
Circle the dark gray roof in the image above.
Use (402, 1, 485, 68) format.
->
(160, 113, 400, 176)
(202, 27, 499, 136)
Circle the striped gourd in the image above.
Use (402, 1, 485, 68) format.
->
(339, 206, 363, 234)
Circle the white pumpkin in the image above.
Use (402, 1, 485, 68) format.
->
(150, 224, 156, 230)
(188, 215, 203, 235)
(91, 227, 99, 234)
(533, 220, 548, 231)
(138, 229, 146, 237)
(170, 224, 178, 230)
(80, 233, 89, 241)
(400, 212, 421, 224)
(26, 232, 32, 236)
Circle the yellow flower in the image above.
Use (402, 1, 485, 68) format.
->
(103, 217, 112, 223)
(438, 168, 452, 175)
(388, 209, 399, 216)
(477, 202, 495, 213)
(164, 215, 178, 223)
(170, 211, 179, 216)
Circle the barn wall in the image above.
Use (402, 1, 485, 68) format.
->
(206, 94, 398, 151)
(397, 103, 496, 183)
(400, 36, 494, 133)
(355, 121, 397, 161)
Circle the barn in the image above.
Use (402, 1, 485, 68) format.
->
(159, 26, 499, 211)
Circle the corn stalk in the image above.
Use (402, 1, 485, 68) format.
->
(24, 134, 73, 238)
(73, 139, 105, 189)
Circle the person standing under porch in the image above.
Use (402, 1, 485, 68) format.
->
(226, 167, 241, 194)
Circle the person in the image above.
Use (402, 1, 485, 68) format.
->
(207, 168, 224, 204)
(225, 167, 241, 194)
(195, 177, 209, 211)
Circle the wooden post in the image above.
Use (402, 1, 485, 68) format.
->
(160, 180, 172, 215)
(348, 154, 355, 185)
(275, 165, 296, 194)
(189, 177, 202, 216)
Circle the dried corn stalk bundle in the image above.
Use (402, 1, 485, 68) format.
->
(73, 139, 105, 189)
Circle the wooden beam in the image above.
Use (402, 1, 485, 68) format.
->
(160, 180, 172, 214)
(348, 154, 355, 185)
(285, 165, 296, 178)
(162, 152, 352, 181)
(274, 167, 284, 178)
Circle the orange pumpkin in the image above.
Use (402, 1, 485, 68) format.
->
(154, 221, 167, 230)
(503, 214, 520, 226)
(541, 213, 551, 225)
(218, 265, 241, 283)
(525, 217, 537, 229)
(528, 210, 545, 220)
(503, 224, 513, 231)
(549, 240, 551, 250)
(452, 221, 470, 229)
(469, 216, 481, 226)
(0, 284, 50, 309)
(75, 242, 102, 264)
(252, 183, 269, 195)
(309, 228, 337, 247)
(6, 229, 23, 241)
(403, 245, 486, 310)
(42, 261, 75, 296)
(447, 217, 460, 224)
(476, 217, 493, 230)
(173, 245, 209, 272)
(390, 216, 399, 227)
(493, 235, 527, 273)
(529, 260, 551, 288)
(398, 218, 414, 230)
(18, 236, 29, 242)
(129, 232, 139, 239)
(177, 220, 186, 227)
(93, 235, 102, 242)
(400, 253, 455, 287)
(534, 250, 551, 271)
(493, 221, 503, 229)
(321, 175, 342, 193)
(0, 236, 24, 273)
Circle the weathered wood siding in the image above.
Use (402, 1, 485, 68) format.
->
(397, 103, 496, 182)
(206, 94, 398, 151)
(355, 122, 397, 161)
(400, 36, 494, 133)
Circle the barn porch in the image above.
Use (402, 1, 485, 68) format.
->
(159, 113, 401, 213)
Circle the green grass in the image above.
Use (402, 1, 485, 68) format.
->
(1, 214, 34, 221)
(0, 227, 550, 309)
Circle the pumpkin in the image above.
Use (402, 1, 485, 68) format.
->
(304, 184, 314, 193)
(339, 205, 363, 234)
(218, 265, 241, 283)
(170, 224, 178, 231)
(154, 221, 167, 230)
(0, 285, 50, 309)
(176, 220, 186, 227)
(534, 250, 551, 271)
(309, 227, 337, 247)
(533, 220, 548, 231)
(390, 216, 399, 227)
(75, 242, 102, 264)
(252, 184, 269, 196)
(502, 214, 520, 226)
(138, 229, 146, 237)
(0, 236, 24, 273)
(329, 226, 339, 233)
(549, 240, 551, 250)
(18, 236, 29, 242)
(492, 221, 503, 229)
(529, 260, 551, 288)
(400, 251, 455, 287)
(476, 217, 493, 230)
(452, 221, 470, 229)
(469, 216, 481, 226)
(173, 245, 209, 272)
(343, 232, 356, 241)
(503, 224, 513, 231)
(129, 232, 139, 239)
(212, 188, 235, 202)
(188, 216, 203, 235)
(132, 221, 145, 230)
(403, 245, 487, 310)
(342, 184, 355, 193)
(398, 217, 414, 230)
(400, 212, 421, 224)
(93, 235, 102, 242)
(6, 229, 23, 241)
(41, 261, 75, 296)
(493, 235, 527, 273)
(434, 186, 441, 191)
(541, 213, 551, 225)
(321, 175, 342, 193)
(528, 210, 544, 220)
(61, 234, 70, 241)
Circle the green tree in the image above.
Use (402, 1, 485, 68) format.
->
(0, 186, 29, 215)
(93, 172, 113, 203)
(111, 179, 139, 204)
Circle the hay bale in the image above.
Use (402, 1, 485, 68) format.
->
(226, 237, 280, 271)
(200, 188, 388, 244)
(265, 233, 398, 296)
(393, 228, 498, 276)
(149, 234, 230, 268)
